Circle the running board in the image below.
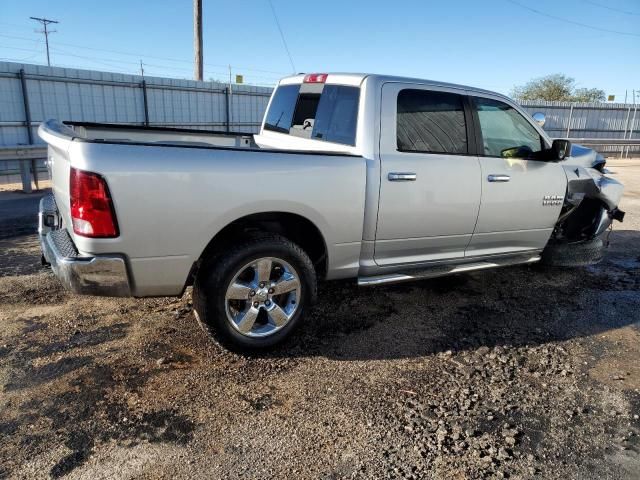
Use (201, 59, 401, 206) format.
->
(357, 255, 541, 287)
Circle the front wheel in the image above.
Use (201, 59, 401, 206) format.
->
(193, 234, 317, 351)
(540, 237, 605, 267)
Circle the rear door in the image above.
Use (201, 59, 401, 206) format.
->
(374, 83, 481, 266)
(466, 94, 566, 256)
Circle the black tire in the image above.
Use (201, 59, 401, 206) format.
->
(193, 234, 317, 351)
(540, 237, 605, 267)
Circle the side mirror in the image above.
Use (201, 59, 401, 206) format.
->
(532, 112, 546, 127)
(552, 139, 571, 161)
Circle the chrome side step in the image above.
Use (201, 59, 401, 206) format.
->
(357, 255, 541, 287)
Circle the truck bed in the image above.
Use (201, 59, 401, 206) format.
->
(64, 121, 257, 149)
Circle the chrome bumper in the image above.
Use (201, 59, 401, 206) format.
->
(38, 195, 132, 297)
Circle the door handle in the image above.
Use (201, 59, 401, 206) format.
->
(487, 174, 510, 182)
(388, 172, 417, 181)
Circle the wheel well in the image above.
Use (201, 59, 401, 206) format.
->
(554, 198, 607, 242)
(194, 212, 328, 282)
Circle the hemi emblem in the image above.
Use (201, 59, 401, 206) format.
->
(542, 195, 564, 206)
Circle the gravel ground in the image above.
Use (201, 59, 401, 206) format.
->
(0, 160, 639, 479)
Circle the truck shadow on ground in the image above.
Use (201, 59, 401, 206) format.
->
(259, 230, 640, 361)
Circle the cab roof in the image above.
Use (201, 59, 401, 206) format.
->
(278, 72, 509, 101)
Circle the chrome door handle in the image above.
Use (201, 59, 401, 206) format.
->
(487, 174, 510, 182)
(388, 172, 417, 181)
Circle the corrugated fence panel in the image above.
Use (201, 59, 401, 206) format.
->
(0, 64, 29, 145)
(0, 61, 272, 148)
(0, 61, 274, 182)
(520, 100, 639, 154)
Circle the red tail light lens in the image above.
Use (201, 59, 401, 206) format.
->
(70, 167, 119, 238)
(303, 73, 328, 83)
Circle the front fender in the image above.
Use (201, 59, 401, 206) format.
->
(564, 165, 624, 211)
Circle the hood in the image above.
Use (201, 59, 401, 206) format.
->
(562, 143, 606, 170)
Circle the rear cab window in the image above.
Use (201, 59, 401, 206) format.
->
(263, 78, 360, 146)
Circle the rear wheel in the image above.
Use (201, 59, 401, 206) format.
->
(193, 234, 316, 351)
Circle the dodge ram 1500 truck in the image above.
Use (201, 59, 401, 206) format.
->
(38, 73, 625, 350)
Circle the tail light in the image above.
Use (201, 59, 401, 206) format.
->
(70, 167, 119, 238)
(303, 73, 328, 83)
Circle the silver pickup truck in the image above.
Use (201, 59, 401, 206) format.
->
(38, 73, 625, 350)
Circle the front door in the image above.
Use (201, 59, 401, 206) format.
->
(466, 95, 566, 257)
(375, 83, 481, 266)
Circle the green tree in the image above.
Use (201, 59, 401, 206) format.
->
(511, 74, 605, 102)
(571, 87, 606, 103)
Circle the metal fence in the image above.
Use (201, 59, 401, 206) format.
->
(520, 100, 640, 156)
(2, 61, 639, 191)
(0, 61, 272, 188)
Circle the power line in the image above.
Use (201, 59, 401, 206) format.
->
(0, 35, 287, 75)
(0, 33, 289, 75)
(3, 44, 282, 80)
(48, 47, 283, 81)
(583, 0, 640, 16)
(0, 51, 41, 62)
(0, 45, 279, 85)
(29, 16, 58, 66)
(267, 0, 296, 73)
(506, 0, 640, 37)
(0, 53, 279, 85)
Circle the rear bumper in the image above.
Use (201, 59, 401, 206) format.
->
(39, 195, 131, 297)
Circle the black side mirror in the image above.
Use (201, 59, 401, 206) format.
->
(551, 139, 571, 161)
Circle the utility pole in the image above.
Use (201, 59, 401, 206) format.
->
(193, 0, 203, 81)
(30, 16, 58, 66)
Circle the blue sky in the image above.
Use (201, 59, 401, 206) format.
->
(1, 0, 639, 99)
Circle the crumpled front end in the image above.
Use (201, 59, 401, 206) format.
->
(542, 146, 625, 266)
(568, 143, 607, 171)
(554, 165, 625, 242)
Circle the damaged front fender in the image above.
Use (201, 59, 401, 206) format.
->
(568, 143, 607, 171)
(564, 165, 624, 212)
(551, 164, 625, 244)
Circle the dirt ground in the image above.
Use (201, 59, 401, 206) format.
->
(1, 161, 639, 479)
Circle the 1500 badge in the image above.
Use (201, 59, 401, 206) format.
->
(543, 195, 564, 206)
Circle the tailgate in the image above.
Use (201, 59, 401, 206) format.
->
(38, 120, 77, 234)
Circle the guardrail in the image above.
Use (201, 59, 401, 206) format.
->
(566, 138, 640, 146)
(566, 138, 640, 159)
(0, 145, 47, 161)
(0, 145, 47, 193)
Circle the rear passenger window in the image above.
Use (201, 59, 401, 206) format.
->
(397, 89, 468, 154)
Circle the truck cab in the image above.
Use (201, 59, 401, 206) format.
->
(255, 73, 621, 274)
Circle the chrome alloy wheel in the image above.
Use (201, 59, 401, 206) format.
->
(224, 257, 301, 338)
